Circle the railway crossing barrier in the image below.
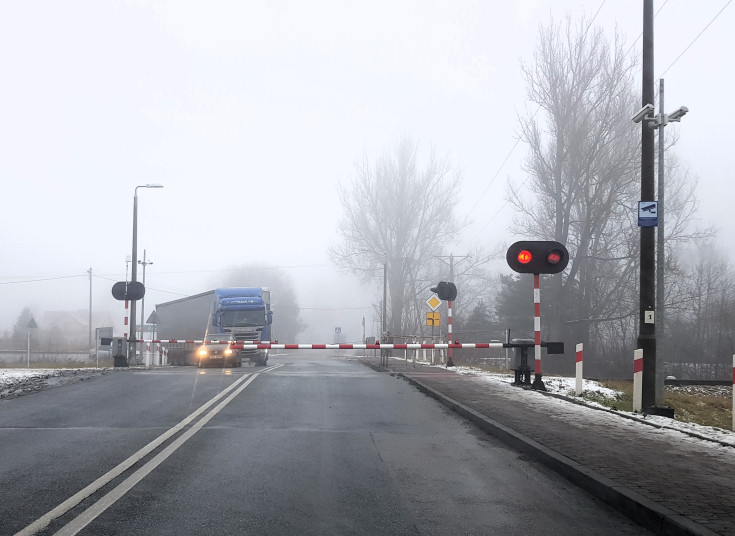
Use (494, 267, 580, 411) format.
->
(140, 339, 564, 389)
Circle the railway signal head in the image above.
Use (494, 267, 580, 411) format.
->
(430, 281, 457, 301)
(506, 241, 569, 274)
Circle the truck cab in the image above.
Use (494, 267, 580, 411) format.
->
(155, 287, 273, 367)
(204, 288, 272, 366)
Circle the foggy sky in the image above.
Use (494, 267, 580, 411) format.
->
(1, 1, 732, 342)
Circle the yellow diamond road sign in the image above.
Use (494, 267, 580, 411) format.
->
(426, 294, 442, 311)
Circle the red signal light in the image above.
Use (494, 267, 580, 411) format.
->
(517, 250, 533, 264)
(507, 241, 569, 274)
(547, 250, 562, 265)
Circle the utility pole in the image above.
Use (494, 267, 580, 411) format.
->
(448, 254, 455, 366)
(435, 254, 470, 367)
(656, 78, 665, 406)
(380, 257, 388, 365)
(139, 250, 153, 340)
(88, 267, 93, 351)
(638, 0, 657, 411)
(26, 317, 37, 368)
(124, 255, 131, 340)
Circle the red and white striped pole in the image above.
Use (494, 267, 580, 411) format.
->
(532, 273, 545, 390)
(575, 343, 583, 396)
(123, 300, 129, 338)
(446, 300, 455, 367)
(633, 349, 643, 412)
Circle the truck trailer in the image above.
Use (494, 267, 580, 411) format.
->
(155, 287, 273, 366)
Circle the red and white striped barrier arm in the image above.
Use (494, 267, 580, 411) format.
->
(534, 274, 542, 376)
(140, 340, 505, 350)
(141, 339, 241, 344)
(230, 343, 505, 350)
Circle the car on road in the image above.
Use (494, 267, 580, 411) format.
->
(196, 341, 241, 368)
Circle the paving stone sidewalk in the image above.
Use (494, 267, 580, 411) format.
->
(375, 357, 735, 536)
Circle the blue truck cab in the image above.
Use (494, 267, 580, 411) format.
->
(198, 287, 272, 367)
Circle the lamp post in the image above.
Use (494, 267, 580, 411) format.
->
(129, 184, 163, 363)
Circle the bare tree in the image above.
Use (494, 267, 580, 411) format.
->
(668, 245, 735, 372)
(509, 16, 641, 359)
(330, 137, 462, 337)
(509, 16, 713, 370)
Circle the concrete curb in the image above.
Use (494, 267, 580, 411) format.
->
(394, 371, 718, 536)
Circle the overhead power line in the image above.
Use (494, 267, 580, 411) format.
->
(658, 0, 732, 79)
(0, 274, 86, 285)
(471, 0, 692, 243)
(468, 0, 607, 232)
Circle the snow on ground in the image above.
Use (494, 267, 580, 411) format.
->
(428, 364, 735, 449)
(0, 368, 111, 399)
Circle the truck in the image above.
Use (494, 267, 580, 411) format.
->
(154, 287, 273, 367)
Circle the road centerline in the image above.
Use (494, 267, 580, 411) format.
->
(16, 364, 282, 536)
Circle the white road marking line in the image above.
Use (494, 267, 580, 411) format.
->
(16, 364, 282, 536)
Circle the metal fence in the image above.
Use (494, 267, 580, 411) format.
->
(663, 362, 732, 381)
(0, 350, 113, 368)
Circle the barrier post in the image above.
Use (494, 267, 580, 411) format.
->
(575, 343, 583, 396)
(123, 300, 129, 338)
(531, 274, 545, 390)
(446, 300, 454, 367)
(633, 349, 643, 412)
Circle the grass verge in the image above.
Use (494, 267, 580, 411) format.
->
(582, 380, 733, 430)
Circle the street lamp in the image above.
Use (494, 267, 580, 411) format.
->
(632, 78, 688, 406)
(129, 184, 163, 362)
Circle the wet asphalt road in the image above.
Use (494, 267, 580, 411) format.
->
(0, 352, 649, 535)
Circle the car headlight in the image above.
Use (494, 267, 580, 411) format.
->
(198, 349, 208, 358)
(224, 349, 233, 356)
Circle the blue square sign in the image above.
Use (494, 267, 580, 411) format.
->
(638, 201, 658, 227)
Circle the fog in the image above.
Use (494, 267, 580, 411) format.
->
(1, 1, 732, 343)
